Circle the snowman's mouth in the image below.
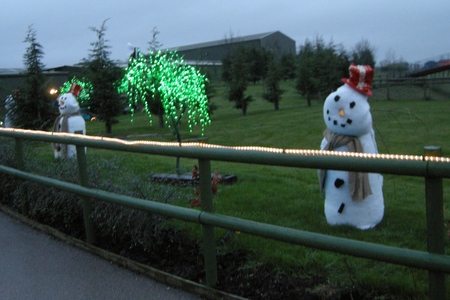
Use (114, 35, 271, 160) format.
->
(332, 118, 353, 128)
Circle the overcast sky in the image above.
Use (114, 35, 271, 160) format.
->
(1, 0, 449, 69)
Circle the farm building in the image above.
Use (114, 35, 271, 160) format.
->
(171, 31, 296, 64)
(0, 68, 68, 102)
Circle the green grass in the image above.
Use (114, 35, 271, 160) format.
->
(27, 81, 450, 298)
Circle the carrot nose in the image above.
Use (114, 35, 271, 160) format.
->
(338, 109, 345, 117)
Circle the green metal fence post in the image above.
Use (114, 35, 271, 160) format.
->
(76, 135, 95, 245)
(424, 146, 446, 300)
(199, 158, 217, 287)
(14, 138, 28, 216)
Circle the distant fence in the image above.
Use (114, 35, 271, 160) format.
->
(372, 77, 450, 100)
(0, 128, 450, 299)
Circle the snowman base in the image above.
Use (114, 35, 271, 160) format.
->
(324, 172, 384, 230)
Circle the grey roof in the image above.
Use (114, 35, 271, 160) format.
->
(0, 68, 25, 75)
(170, 31, 280, 52)
(0, 68, 68, 77)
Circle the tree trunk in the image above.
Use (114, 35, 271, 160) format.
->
(106, 121, 112, 134)
(158, 114, 164, 128)
(274, 100, 279, 110)
(175, 130, 181, 175)
(172, 115, 183, 175)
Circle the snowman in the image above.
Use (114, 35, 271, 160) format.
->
(3, 90, 18, 128)
(319, 64, 384, 230)
(52, 83, 85, 159)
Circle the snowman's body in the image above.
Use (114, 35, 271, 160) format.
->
(320, 84, 384, 230)
(53, 92, 85, 159)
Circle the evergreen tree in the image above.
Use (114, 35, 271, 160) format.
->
(296, 40, 317, 106)
(247, 47, 268, 84)
(83, 19, 124, 134)
(262, 53, 283, 110)
(11, 25, 54, 129)
(296, 37, 349, 105)
(222, 47, 253, 116)
(280, 53, 296, 81)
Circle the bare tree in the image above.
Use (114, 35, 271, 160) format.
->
(352, 38, 376, 67)
(380, 48, 396, 69)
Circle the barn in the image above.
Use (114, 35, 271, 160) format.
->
(171, 31, 296, 64)
(0, 68, 68, 103)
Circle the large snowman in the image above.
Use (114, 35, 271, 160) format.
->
(52, 83, 85, 159)
(319, 64, 384, 230)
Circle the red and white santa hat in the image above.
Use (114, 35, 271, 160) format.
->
(68, 83, 82, 97)
(341, 63, 374, 96)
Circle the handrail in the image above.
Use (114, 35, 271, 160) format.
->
(0, 128, 449, 299)
(1, 128, 449, 177)
(0, 163, 449, 273)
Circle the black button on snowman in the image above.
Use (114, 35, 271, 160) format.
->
(319, 64, 384, 230)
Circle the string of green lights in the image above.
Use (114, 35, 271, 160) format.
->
(120, 50, 211, 135)
(59, 77, 93, 108)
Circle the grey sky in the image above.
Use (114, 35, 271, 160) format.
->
(1, 0, 449, 69)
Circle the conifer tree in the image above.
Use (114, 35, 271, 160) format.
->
(83, 19, 124, 134)
(222, 47, 253, 116)
(296, 37, 349, 105)
(263, 53, 283, 110)
(11, 25, 54, 129)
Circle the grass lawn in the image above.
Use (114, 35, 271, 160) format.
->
(36, 81, 450, 297)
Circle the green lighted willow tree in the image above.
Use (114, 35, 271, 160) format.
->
(121, 50, 211, 173)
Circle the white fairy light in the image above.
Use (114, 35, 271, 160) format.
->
(2, 128, 450, 163)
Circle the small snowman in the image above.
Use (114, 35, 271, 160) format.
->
(3, 90, 18, 128)
(52, 83, 86, 159)
(319, 64, 384, 230)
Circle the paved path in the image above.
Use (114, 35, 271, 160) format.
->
(0, 211, 200, 300)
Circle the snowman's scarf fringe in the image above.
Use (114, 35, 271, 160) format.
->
(51, 111, 81, 159)
(319, 128, 372, 202)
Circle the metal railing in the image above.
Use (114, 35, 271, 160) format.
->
(0, 128, 449, 299)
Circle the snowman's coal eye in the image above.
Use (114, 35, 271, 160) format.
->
(334, 95, 340, 102)
(350, 101, 355, 108)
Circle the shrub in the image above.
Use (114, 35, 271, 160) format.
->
(0, 139, 189, 245)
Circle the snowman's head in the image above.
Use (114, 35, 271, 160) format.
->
(323, 84, 372, 136)
(57, 93, 80, 115)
